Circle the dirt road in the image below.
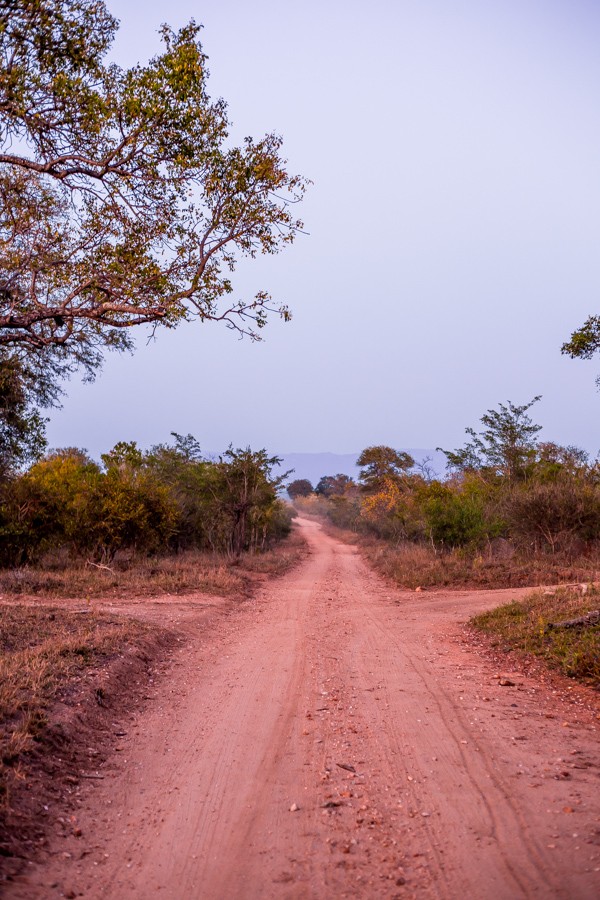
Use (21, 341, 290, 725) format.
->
(8, 518, 600, 899)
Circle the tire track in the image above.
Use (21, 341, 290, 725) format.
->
(7, 518, 600, 900)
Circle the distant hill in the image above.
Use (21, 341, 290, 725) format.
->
(277, 450, 447, 489)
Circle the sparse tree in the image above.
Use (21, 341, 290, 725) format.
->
(534, 442, 590, 479)
(209, 448, 289, 556)
(440, 397, 542, 483)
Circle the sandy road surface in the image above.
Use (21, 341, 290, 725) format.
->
(8, 518, 600, 899)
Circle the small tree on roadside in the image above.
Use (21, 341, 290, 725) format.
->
(208, 448, 289, 556)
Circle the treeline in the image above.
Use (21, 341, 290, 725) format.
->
(0, 435, 292, 567)
(289, 399, 600, 564)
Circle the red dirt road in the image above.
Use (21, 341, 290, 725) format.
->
(8, 518, 600, 899)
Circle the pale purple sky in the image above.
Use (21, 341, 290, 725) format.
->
(47, 0, 600, 458)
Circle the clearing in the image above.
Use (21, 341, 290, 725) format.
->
(4, 517, 600, 899)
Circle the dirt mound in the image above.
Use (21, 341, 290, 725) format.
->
(1, 628, 179, 885)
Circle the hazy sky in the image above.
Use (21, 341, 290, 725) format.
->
(46, 0, 600, 459)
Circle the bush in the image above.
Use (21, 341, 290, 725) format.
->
(504, 479, 600, 554)
(422, 479, 504, 549)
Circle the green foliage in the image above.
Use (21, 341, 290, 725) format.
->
(422, 479, 500, 548)
(207, 448, 290, 557)
(313, 405, 600, 575)
(0, 1, 307, 388)
(93, 466, 177, 560)
(287, 478, 313, 499)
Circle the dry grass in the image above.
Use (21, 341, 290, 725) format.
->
(292, 495, 331, 517)
(0, 554, 245, 599)
(0, 606, 150, 807)
(235, 528, 308, 577)
(0, 531, 308, 601)
(359, 538, 600, 590)
(470, 587, 600, 686)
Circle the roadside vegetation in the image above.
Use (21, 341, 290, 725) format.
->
(292, 397, 600, 590)
(0, 434, 294, 574)
(470, 586, 600, 687)
(0, 529, 306, 601)
(1, 0, 599, 876)
(0, 435, 303, 874)
(0, 0, 306, 877)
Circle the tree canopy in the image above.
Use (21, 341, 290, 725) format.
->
(0, 1, 306, 381)
(287, 478, 313, 499)
(357, 446, 414, 493)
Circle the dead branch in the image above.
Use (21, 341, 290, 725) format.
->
(545, 610, 600, 632)
(85, 560, 115, 574)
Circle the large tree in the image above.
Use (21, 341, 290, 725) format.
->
(0, 1, 306, 380)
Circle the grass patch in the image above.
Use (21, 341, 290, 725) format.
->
(470, 587, 600, 686)
(0, 531, 307, 600)
(359, 538, 600, 590)
(0, 605, 151, 809)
